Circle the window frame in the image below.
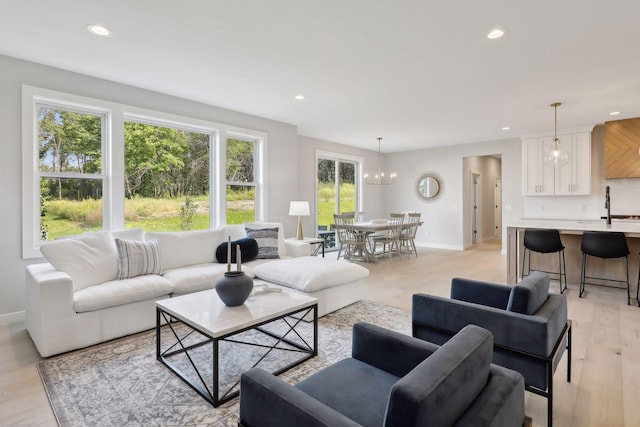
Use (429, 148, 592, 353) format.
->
(22, 85, 266, 259)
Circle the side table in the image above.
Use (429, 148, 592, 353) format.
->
(286, 237, 325, 257)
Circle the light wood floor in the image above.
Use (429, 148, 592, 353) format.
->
(1, 240, 639, 426)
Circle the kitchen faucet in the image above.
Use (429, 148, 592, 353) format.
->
(605, 186, 611, 225)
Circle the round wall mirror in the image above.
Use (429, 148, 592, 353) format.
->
(416, 172, 443, 202)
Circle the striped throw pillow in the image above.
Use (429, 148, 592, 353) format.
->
(115, 238, 162, 279)
(245, 227, 280, 259)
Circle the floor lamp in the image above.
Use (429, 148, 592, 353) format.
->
(289, 201, 310, 240)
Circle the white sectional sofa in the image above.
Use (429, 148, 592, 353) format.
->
(26, 222, 369, 357)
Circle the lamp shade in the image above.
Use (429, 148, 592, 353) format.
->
(289, 201, 310, 216)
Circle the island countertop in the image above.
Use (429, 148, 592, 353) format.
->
(505, 218, 640, 236)
(505, 219, 640, 284)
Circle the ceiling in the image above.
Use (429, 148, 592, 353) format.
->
(2, 1, 640, 153)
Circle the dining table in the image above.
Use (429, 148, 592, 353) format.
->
(332, 220, 423, 261)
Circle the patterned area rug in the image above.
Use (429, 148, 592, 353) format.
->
(38, 301, 411, 426)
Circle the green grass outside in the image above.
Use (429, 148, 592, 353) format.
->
(43, 195, 254, 240)
(42, 184, 355, 239)
(316, 182, 355, 228)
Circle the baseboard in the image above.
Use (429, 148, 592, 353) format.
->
(0, 310, 25, 326)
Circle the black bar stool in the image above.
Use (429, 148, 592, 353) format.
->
(521, 229, 567, 293)
(580, 231, 630, 305)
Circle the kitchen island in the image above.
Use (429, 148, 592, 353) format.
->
(506, 219, 640, 296)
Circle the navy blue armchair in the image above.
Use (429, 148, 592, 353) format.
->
(239, 322, 525, 427)
(412, 271, 571, 427)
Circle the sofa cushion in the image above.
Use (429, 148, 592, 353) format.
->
(115, 238, 162, 279)
(215, 238, 259, 263)
(162, 263, 256, 295)
(252, 257, 369, 292)
(244, 222, 287, 257)
(506, 271, 550, 314)
(245, 227, 280, 259)
(384, 325, 493, 426)
(73, 274, 173, 313)
(145, 228, 225, 271)
(112, 228, 145, 241)
(40, 231, 119, 292)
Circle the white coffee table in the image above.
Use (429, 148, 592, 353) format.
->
(156, 287, 318, 407)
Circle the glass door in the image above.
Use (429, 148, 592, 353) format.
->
(316, 155, 358, 251)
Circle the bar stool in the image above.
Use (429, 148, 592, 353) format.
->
(521, 229, 567, 293)
(580, 231, 630, 305)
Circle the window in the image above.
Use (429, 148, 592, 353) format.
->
(225, 136, 258, 224)
(37, 104, 107, 242)
(22, 86, 266, 258)
(124, 120, 211, 232)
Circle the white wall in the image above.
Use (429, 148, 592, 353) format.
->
(385, 138, 522, 251)
(0, 54, 299, 322)
(523, 125, 640, 219)
(296, 135, 388, 236)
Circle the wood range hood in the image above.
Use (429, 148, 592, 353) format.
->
(605, 117, 640, 178)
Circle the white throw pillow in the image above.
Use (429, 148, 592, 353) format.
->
(145, 228, 225, 270)
(115, 238, 162, 279)
(40, 231, 119, 291)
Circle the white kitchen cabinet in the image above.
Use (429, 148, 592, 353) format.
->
(522, 137, 555, 195)
(522, 131, 591, 196)
(555, 132, 591, 195)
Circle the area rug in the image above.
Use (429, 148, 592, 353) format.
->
(38, 300, 411, 426)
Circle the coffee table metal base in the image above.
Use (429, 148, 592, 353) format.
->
(156, 304, 318, 407)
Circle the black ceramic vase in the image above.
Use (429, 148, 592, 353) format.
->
(215, 271, 253, 306)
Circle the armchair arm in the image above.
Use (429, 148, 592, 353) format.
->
(351, 322, 438, 378)
(239, 368, 360, 427)
(412, 293, 567, 357)
(451, 277, 512, 309)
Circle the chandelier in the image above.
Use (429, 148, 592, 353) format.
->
(364, 137, 396, 185)
(543, 102, 570, 168)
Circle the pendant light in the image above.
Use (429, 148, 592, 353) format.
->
(363, 137, 397, 185)
(543, 102, 570, 168)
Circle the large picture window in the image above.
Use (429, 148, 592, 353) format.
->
(124, 121, 211, 232)
(22, 86, 266, 258)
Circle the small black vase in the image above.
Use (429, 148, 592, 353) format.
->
(215, 271, 254, 306)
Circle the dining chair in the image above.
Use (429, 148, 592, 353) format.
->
(400, 212, 421, 258)
(370, 213, 404, 262)
(334, 213, 371, 262)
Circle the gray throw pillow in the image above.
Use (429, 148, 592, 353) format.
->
(245, 227, 280, 259)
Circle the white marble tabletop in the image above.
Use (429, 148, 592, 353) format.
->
(156, 288, 317, 338)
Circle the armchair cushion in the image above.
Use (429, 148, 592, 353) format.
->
(506, 271, 550, 314)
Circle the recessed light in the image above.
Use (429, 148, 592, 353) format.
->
(502, 126, 511, 131)
(294, 94, 305, 101)
(609, 111, 621, 116)
(87, 24, 112, 37)
(487, 29, 504, 39)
